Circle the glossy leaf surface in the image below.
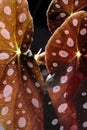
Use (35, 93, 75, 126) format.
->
(47, 0, 87, 33)
(0, 0, 44, 130)
(45, 11, 87, 73)
(45, 10, 87, 130)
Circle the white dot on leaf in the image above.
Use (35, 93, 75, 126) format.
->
(4, 6, 11, 15)
(58, 103, 68, 113)
(32, 98, 39, 108)
(59, 50, 69, 58)
(51, 118, 58, 125)
(18, 117, 27, 128)
(83, 102, 87, 109)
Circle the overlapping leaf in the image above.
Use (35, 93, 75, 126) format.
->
(46, 62, 87, 130)
(0, 0, 44, 130)
(45, 11, 87, 73)
(47, 0, 87, 33)
(34, 0, 87, 130)
(45, 10, 87, 130)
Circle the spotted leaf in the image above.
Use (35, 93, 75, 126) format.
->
(0, 56, 44, 130)
(44, 7, 87, 130)
(46, 59, 87, 130)
(46, 50, 87, 130)
(73, 77, 87, 130)
(0, 0, 33, 79)
(0, 0, 44, 130)
(45, 11, 87, 73)
(45, 9, 87, 130)
(47, 0, 87, 33)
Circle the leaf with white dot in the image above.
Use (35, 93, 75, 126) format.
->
(73, 78, 87, 130)
(46, 11, 87, 73)
(0, 0, 44, 130)
(47, 70, 83, 130)
(47, 0, 87, 33)
(46, 7, 87, 130)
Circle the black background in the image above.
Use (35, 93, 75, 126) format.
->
(28, 0, 51, 53)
